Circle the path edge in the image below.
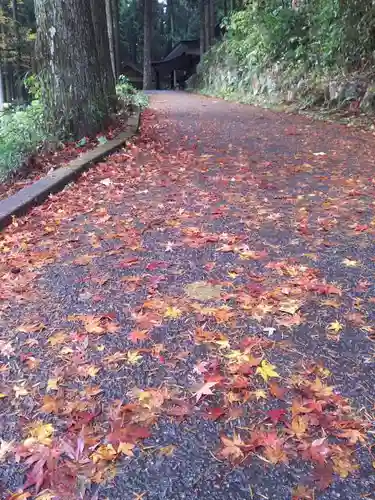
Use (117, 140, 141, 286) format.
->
(0, 108, 141, 230)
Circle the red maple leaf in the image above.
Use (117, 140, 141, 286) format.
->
(267, 408, 287, 425)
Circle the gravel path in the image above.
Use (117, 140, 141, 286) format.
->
(0, 92, 374, 500)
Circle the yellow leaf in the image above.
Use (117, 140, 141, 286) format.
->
(48, 331, 67, 346)
(164, 306, 182, 319)
(253, 389, 267, 400)
(342, 258, 359, 267)
(91, 444, 117, 463)
(327, 320, 343, 333)
(278, 300, 302, 315)
(35, 491, 56, 500)
(184, 281, 222, 300)
(158, 444, 176, 456)
(27, 422, 54, 445)
(256, 360, 280, 382)
(127, 350, 143, 365)
(46, 378, 59, 391)
(118, 442, 135, 457)
(212, 339, 230, 349)
(87, 365, 100, 377)
(291, 415, 308, 437)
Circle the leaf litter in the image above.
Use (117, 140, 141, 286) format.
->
(0, 93, 375, 499)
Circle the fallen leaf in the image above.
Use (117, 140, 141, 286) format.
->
(267, 408, 287, 424)
(0, 439, 14, 462)
(118, 442, 135, 457)
(327, 320, 343, 334)
(127, 350, 143, 365)
(185, 281, 222, 301)
(219, 434, 244, 461)
(128, 330, 149, 343)
(193, 381, 218, 402)
(342, 258, 359, 267)
(91, 444, 117, 463)
(164, 306, 182, 319)
(17, 322, 46, 333)
(256, 360, 280, 382)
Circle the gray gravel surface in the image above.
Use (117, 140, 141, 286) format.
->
(0, 92, 374, 500)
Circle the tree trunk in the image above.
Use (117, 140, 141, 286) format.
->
(167, 0, 174, 53)
(34, 0, 113, 139)
(204, 0, 210, 52)
(111, 0, 121, 78)
(0, 66, 4, 111)
(143, 0, 152, 90)
(12, 0, 22, 101)
(105, 0, 116, 80)
(209, 0, 215, 47)
(90, 0, 116, 109)
(200, 0, 205, 57)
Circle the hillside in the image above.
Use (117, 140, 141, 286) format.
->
(190, 0, 375, 119)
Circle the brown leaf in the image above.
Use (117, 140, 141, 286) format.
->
(219, 434, 244, 461)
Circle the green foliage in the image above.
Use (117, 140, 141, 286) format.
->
(116, 75, 148, 109)
(24, 73, 42, 100)
(119, 0, 200, 64)
(0, 100, 47, 180)
(194, 0, 375, 107)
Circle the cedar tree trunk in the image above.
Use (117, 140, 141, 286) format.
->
(34, 0, 114, 139)
(143, 0, 153, 90)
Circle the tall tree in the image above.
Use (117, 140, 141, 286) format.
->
(34, 0, 115, 138)
(167, 0, 174, 52)
(11, 0, 22, 100)
(209, 0, 215, 47)
(112, 0, 121, 77)
(143, 0, 152, 89)
(200, 0, 205, 56)
(204, 0, 210, 52)
(105, 0, 116, 79)
(90, 0, 116, 108)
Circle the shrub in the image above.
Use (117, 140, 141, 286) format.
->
(0, 100, 47, 180)
(116, 75, 148, 109)
(193, 0, 375, 107)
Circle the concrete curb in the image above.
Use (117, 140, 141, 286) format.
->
(0, 109, 141, 230)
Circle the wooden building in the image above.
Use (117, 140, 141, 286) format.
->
(152, 39, 200, 90)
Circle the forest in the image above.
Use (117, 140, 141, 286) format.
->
(0, 0, 232, 180)
(1, 0, 375, 180)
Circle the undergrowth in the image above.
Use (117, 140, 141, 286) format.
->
(192, 0, 375, 110)
(0, 100, 47, 181)
(0, 75, 148, 182)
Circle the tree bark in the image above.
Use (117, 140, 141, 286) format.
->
(209, 0, 215, 47)
(143, 0, 152, 90)
(90, 0, 116, 108)
(204, 0, 210, 52)
(105, 0, 116, 80)
(34, 0, 114, 139)
(200, 0, 205, 57)
(167, 0, 174, 53)
(12, 0, 22, 101)
(111, 0, 121, 78)
(0, 66, 4, 111)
